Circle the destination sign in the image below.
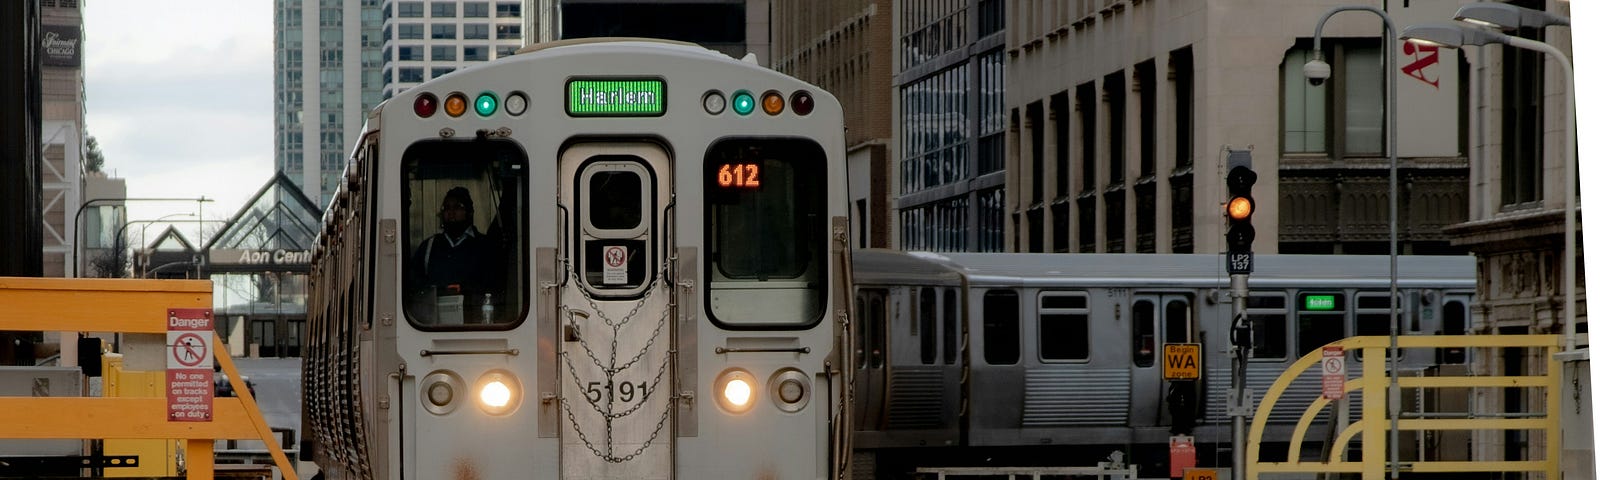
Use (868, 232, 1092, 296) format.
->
(567, 79, 665, 117)
(1304, 294, 1338, 311)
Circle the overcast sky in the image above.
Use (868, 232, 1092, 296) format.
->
(84, 0, 274, 246)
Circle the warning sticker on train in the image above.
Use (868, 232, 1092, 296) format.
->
(603, 245, 627, 284)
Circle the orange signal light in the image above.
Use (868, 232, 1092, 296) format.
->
(1226, 196, 1254, 221)
(761, 91, 784, 115)
(444, 93, 468, 117)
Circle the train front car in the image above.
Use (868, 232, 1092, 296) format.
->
(306, 39, 851, 480)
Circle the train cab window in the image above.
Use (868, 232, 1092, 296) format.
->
(1440, 299, 1467, 364)
(578, 160, 654, 293)
(400, 139, 528, 329)
(1354, 292, 1403, 360)
(1247, 294, 1288, 360)
(1039, 291, 1089, 361)
(982, 290, 1020, 365)
(1297, 293, 1345, 357)
(919, 288, 938, 365)
(943, 287, 958, 365)
(704, 138, 828, 328)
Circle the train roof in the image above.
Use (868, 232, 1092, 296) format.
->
(851, 250, 1476, 290)
(851, 249, 965, 285)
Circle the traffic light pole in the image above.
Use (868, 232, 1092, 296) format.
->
(1229, 272, 1249, 480)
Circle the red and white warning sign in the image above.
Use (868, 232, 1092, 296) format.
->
(1321, 346, 1346, 400)
(167, 308, 214, 422)
(602, 245, 628, 285)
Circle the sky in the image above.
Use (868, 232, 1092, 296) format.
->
(84, 0, 275, 247)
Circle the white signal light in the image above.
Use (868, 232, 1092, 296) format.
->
(715, 369, 757, 414)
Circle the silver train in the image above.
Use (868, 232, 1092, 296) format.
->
(305, 39, 853, 479)
(848, 250, 1476, 478)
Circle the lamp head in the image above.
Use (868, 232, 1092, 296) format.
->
(1455, 2, 1570, 30)
(1303, 54, 1330, 87)
(1400, 22, 1510, 50)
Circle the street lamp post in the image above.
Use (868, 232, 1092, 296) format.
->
(1400, 21, 1576, 353)
(1305, 6, 1401, 480)
(71, 197, 212, 278)
(112, 213, 195, 277)
(1450, 2, 1577, 354)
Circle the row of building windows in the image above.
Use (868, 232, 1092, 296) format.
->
(387, 22, 521, 40)
(394, 1, 518, 18)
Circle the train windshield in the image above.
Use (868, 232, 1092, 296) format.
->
(703, 138, 827, 328)
(400, 139, 528, 329)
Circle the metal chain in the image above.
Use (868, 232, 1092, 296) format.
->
(559, 393, 676, 463)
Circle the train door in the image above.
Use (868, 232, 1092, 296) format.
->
(853, 288, 889, 430)
(1129, 293, 1194, 429)
(557, 142, 674, 478)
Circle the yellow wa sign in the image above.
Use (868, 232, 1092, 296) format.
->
(1164, 343, 1201, 380)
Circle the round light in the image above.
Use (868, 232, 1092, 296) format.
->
(761, 90, 784, 115)
(702, 91, 726, 115)
(414, 93, 439, 118)
(480, 380, 511, 408)
(778, 379, 803, 403)
(504, 92, 528, 116)
(444, 93, 468, 117)
(474, 92, 498, 116)
(731, 90, 755, 116)
(1227, 196, 1254, 221)
(724, 378, 752, 406)
(427, 382, 454, 406)
(790, 91, 814, 116)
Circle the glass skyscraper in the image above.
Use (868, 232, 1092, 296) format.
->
(274, 0, 385, 207)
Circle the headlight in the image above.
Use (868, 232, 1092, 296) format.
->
(474, 370, 521, 415)
(420, 371, 464, 415)
(769, 369, 811, 413)
(714, 369, 757, 414)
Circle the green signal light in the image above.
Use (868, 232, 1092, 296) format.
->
(475, 92, 498, 116)
(731, 90, 755, 116)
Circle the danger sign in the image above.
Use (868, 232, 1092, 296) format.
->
(167, 308, 214, 422)
(1163, 343, 1201, 380)
(602, 245, 628, 285)
(1321, 346, 1346, 400)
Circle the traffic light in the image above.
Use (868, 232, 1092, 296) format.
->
(1224, 150, 1257, 256)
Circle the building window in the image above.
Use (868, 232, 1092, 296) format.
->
(1282, 40, 1384, 155)
(1502, 20, 1544, 207)
(977, 50, 1005, 175)
(464, 45, 489, 61)
(398, 23, 424, 40)
(1077, 81, 1096, 192)
(1173, 47, 1195, 169)
(463, 23, 489, 40)
(431, 45, 455, 61)
(1028, 102, 1044, 205)
(397, 45, 422, 61)
(976, 188, 1005, 252)
(432, 24, 457, 40)
(1077, 196, 1095, 253)
(899, 64, 968, 194)
(1105, 71, 1126, 184)
(431, 67, 454, 79)
(464, 2, 489, 17)
(430, 1, 454, 17)
(1170, 174, 1193, 253)
(495, 45, 517, 59)
(398, 67, 424, 83)
(398, 1, 423, 17)
(496, 2, 521, 17)
(1104, 191, 1124, 253)
(496, 23, 521, 40)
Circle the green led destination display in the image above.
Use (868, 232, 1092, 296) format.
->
(567, 79, 666, 117)
(1304, 295, 1337, 311)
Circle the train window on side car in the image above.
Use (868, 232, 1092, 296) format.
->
(1039, 291, 1089, 361)
(1297, 292, 1345, 357)
(982, 290, 1020, 365)
(1247, 293, 1287, 360)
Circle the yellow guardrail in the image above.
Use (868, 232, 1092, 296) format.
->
(1247, 335, 1560, 479)
(0, 277, 299, 480)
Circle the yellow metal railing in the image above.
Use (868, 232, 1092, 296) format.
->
(0, 277, 299, 480)
(1247, 335, 1560, 479)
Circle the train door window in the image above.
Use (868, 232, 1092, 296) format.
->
(1039, 291, 1089, 361)
(704, 138, 828, 328)
(1133, 300, 1156, 367)
(1440, 298, 1467, 364)
(982, 290, 1020, 365)
(1297, 292, 1346, 357)
(856, 288, 887, 369)
(1354, 292, 1403, 360)
(1164, 298, 1192, 343)
(400, 139, 529, 329)
(1247, 293, 1288, 360)
(942, 287, 958, 365)
(919, 287, 938, 364)
(578, 160, 654, 294)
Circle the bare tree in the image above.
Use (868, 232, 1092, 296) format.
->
(87, 231, 129, 278)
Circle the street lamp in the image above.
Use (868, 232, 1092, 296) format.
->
(1451, 3, 1577, 355)
(1400, 21, 1577, 352)
(112, 213, 195, 277)
(1306, 6, 1401, 480)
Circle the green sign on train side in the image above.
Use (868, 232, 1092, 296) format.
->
(1304, 295, 1337, 311)
(567, 79, 666, 117)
